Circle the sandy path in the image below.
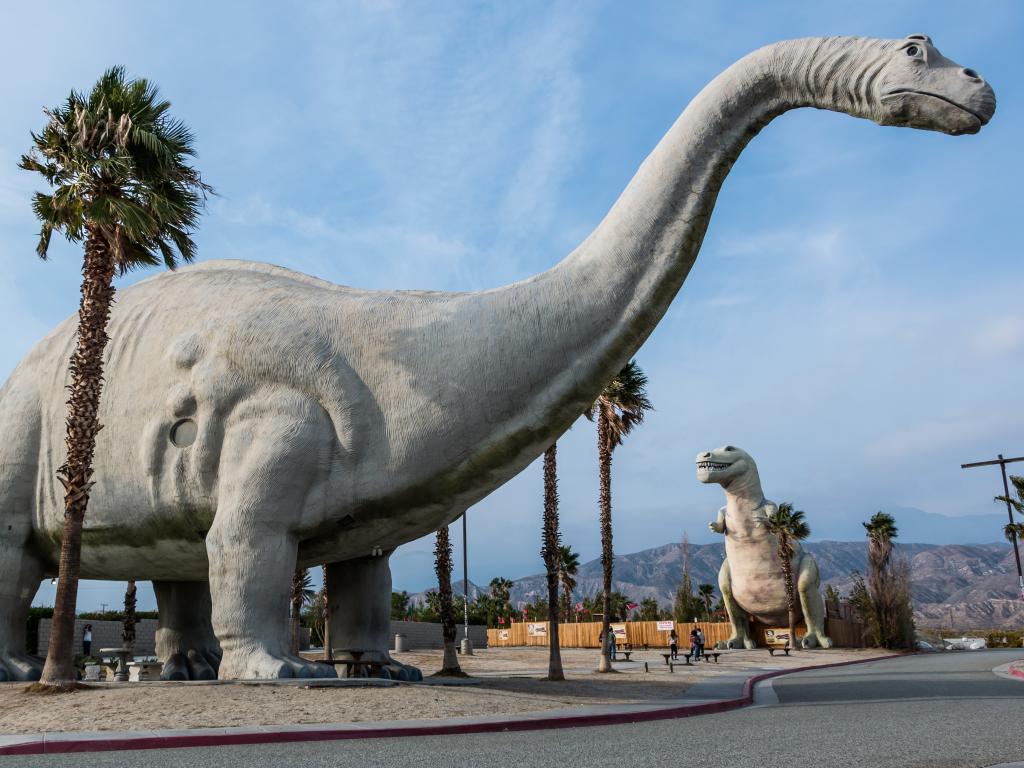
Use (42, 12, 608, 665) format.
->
(0, 647, 890, 734)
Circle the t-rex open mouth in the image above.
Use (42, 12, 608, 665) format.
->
(883, 88, 988, 125)
(697, 461, 731, 471)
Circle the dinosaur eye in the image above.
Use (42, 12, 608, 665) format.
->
(724, 445, 736, 451)
(906, 46, 919, 56)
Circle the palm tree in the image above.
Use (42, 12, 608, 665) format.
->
(489, 577, 513, 622)
(290, 568, 315, 654)
(764, 503, 810, 649)
(587, 360, 652, 672)
(122, 580, 137, 651)
(863, 511, 899, 574)
(697, 583, 715, 620)
(557, 546, 580, 622)
(20, 68, 211, 688)
(1006, 522, 1024, 543)
(541, 443, 565, 680)
(433, 525, 465, 676)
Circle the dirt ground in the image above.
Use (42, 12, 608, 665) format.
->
(0, 646, 891, 734)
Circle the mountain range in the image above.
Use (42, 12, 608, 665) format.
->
(428, 539, 1022, 630)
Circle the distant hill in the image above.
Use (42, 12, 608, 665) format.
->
(500, 540, 1021, 630)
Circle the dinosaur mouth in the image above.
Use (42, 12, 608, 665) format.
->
(696, 461, 731, 471)
(882, 89, 988, 126)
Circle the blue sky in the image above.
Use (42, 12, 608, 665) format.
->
(2, 1, 1022, 609)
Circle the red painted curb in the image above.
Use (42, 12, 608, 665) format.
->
(1008, 662, 1024, 680)
(0, 653, 902, 756)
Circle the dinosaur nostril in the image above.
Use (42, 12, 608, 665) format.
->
(962, 68, 980, 80)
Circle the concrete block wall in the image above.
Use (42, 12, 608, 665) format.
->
(37, 619, 158, 656)
(390, 620, 488, 651)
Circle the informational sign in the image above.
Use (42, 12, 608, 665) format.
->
(498, 630, 510, 641)
(527, 622, 547, 637)
(656, 620, 675, 632)
(610, 623, 627, 639)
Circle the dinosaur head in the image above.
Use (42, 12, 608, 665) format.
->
(873, 34, 995, 135)
(695, 445, 755, 487)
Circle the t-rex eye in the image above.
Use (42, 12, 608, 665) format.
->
(724, 445, 736, 451)
(906, 45, 919, 56)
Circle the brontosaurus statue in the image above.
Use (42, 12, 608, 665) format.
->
(0, 35, 994, 680)
(698, 446, 831, 649)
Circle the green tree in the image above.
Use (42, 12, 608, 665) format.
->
(121, 580, 137, 650)
(557, 546, 580, 622)
(995, 475, 1024, 551)
(391, 591, 411, 620)
(638, 598, 660, 621)
(588, 360, 652, 672)
(21, 67, 211, 688)
(674, 532, 703, 622)
(764, 503, 810, 649)
(433, 526, 465, 676)
(489, 577, 513, 622)
(697, 584, 715, 620)
(541, 442, 564, 680)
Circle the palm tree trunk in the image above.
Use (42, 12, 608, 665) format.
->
(39, 229, 116, 688)
(290, 567, 304, 655)
(434, 526, 463, 676)
(780, 545, 797, 651)
(542, 444, 564, 681)
(597, 410, 614, 673)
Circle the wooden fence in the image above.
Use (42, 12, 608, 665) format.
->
(487, 616, 866, 649)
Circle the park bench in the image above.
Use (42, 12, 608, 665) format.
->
(767, 643, 790, 657)
(614, 649, 633, 662)
(661, 652, 691, 666)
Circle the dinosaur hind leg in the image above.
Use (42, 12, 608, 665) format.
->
(325, 552, 423, 681)
(797, 555, 832, 648)
(154, 580, 222, 680)
(717, 559, 755, 649)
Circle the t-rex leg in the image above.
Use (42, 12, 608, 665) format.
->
(717, 558, 755, 649)
(154, 581, 222, 680)
(325, 553, 423, 681)
(207, 394, 336, 680)
(796, 554, 833, 648)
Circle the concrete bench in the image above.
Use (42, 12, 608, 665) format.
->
(128, 661, 163, 681)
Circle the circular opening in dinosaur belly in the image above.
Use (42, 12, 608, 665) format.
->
(170, 418, 197, 448)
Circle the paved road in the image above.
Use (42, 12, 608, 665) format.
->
(9, 650, 1024, 768)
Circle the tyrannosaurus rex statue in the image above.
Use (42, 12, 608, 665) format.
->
(699, 446, 831, 649)
(0, 35, 993, 680)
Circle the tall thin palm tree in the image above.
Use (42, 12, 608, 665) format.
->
(587, 360, 652, 672)
(541, 443, 564, 680)
(121, 580, 137, 651)
(489, 576, 513, 622)
(557, 546, 580, 622)
(290, 567, 315, 654)
(764, 503, 810, 649)
(863, 511, 898, 574)
(20, 67, 211, 688)
(433, 525, 465, 676)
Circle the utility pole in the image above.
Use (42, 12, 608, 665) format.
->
(460, 510, 474, 655)
(961, 453, 1024, 601)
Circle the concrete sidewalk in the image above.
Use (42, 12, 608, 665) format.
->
(0, 655, 896, 757)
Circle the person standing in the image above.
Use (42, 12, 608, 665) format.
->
(669, 628, 679, 660)
(82, 624, 93, 657)
(689, 626, 700, 659)
(608, 627, 617, 661)
(696, 626, 705, 658)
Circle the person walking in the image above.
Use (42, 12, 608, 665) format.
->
(82, 624, 93, 657)
(669, 628, 679, 660)
(689, 626, 700, 660)
(696, 626, 705, 658)
(607, 627, 617, 661)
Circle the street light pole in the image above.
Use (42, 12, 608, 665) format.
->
(961, 453, 1024, 601)
(460, 510, 473, 655)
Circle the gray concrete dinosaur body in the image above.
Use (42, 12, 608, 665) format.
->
(0, 35, 994, 680)
(699, 446, 830, 649)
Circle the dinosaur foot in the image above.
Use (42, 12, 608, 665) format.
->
(0, 650, 43, 681)
(801, 633, 833, 649)
(219, 647, 337, 680)
(161, 647, 222, 681)
(718, 634, 756, 650)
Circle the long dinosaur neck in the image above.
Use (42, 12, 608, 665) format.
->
(527, 37, 888, 427)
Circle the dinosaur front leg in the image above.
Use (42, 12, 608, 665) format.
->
(717, 559, 755, 649)
(325, 553, 423, 681)
(796, 555, 833, 648)
(0, 527, 45, 681)
(154, 581, 221, 680)
(206, 399, 336, 680)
